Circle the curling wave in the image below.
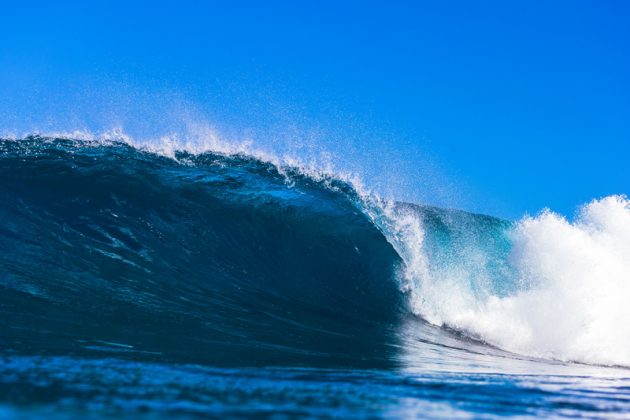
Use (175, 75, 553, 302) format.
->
(0, 136, 628, 368)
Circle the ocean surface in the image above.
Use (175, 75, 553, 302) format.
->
(0, 136, 629, 418)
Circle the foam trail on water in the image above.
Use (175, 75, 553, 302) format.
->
(396, 195, 630, 367)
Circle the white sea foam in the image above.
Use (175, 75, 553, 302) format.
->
(394, 195, 630, 367)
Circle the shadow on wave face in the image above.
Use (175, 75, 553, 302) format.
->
(0, 137, 409, 368)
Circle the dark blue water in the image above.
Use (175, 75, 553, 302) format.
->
(1, 137, 628, 418)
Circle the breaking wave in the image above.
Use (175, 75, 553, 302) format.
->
(1, 136, 628, 367)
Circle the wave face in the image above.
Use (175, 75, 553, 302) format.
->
(0, 137, 630, 365)
(1, 136, 629, 371)
(0, 137, 412, 367)
(2, 136, 630, 417)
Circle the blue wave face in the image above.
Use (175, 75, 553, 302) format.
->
(0, 137, 412, 367)
(2, 137, 629, 418)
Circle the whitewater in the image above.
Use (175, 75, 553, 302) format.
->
(388, 195, 630, 367)
(0, 134, 629, 418)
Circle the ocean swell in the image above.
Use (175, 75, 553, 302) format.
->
(0, 137, 406, 367)
(1, 136, 629, 368)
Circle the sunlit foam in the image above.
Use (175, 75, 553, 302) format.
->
(394, 195, 630, 367)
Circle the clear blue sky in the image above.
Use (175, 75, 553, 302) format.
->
(1, 1, 628, 219)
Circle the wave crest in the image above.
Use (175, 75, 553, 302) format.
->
(1, 135, 629, 368)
